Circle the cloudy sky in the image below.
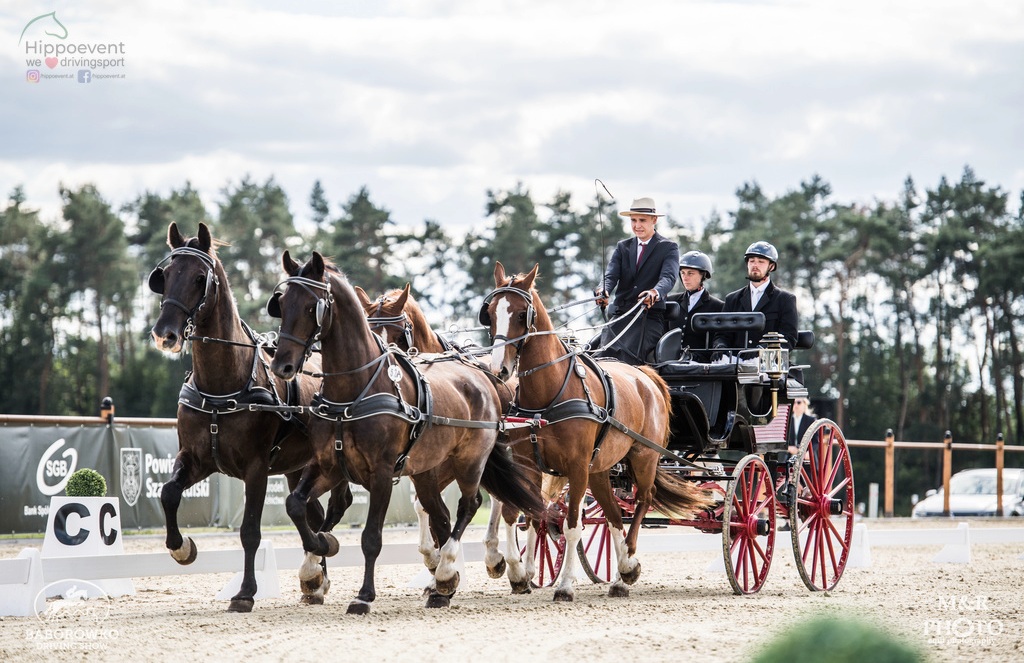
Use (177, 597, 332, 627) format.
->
(3, 0, 1022, 236)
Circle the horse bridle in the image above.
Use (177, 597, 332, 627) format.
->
(266, 275, 334, 368)
(148, 247, 220, 336)
(367, 297, 414, 349)
(479, 285, 538, 365)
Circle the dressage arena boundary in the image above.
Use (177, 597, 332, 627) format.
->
(2, 522, 1023, 616)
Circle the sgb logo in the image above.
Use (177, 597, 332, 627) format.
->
(36, 438, 79, 495)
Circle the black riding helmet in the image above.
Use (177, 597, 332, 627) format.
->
(744, 241, 778, 272)
(679, 250, 713, 281)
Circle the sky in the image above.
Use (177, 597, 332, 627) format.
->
(2, 0, 1023, 237)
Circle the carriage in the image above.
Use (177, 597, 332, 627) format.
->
(506, 303, 855, 596)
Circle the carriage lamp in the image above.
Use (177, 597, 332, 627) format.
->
(100, 396, 115, 424)
(757, 333, 789, 417)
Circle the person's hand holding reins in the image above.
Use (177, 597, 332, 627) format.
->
(638, 289, 658, 309)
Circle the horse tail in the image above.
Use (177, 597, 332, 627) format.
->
(479, 444, 546, 521)
(651, 469, 716, 519)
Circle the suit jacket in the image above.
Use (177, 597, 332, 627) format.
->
(666, 288, 724, 358)
(602, 232, 680, 316)
(713, 279, 798, 351)
(788, 412, 817, 446)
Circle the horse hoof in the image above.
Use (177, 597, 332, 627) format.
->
(608, 582, 630, 598)
(301, 576, 324, 594)
(620, 560, 641, 585)
(346, 600, 371, 615)
(425, 593, 451, 609)
(553, 589, 575, 603)
(170, 537, 197, 565)
(320, 532, 340, 557)
(486, 558, 507, 579)
(227, 597, 254, 613)
(300, 593, 324, 605)
(509, 580, 532, 595)
(435, 571, 459, 596)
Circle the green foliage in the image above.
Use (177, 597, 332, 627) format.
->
(752, 616, 923, 663)
(64, 468, 107, 497)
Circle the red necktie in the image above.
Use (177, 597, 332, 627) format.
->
(636, 242, 647, 266)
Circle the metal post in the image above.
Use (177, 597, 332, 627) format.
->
(884, 428, 895, 517)
(942, 430, 952, 517)
(868, 483, 879, 518)
(996, 432, 1005, 517)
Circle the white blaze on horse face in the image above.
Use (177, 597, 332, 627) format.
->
(489, 296, 513, 373)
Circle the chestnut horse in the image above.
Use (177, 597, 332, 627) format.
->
(355, 284, 556, 593)
(482, 262, 713, 601)
(148, 223, 351, 612)
(268, 251, 545, 612)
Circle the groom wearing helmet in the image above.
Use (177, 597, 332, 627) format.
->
(712, 241, 798, 353)
(667, 250, 723, 360)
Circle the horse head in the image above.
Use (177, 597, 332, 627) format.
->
(149, 222, 222, 353)
(483, 261, 542, 381)
(357, 283, 418, 350)
(268, 250, 336, 380)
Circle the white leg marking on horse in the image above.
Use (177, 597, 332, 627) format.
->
(169, 538, 194, 563)
(435, 537, 461, 585)
(414, 497, 440, 571)
(483, 502, 504, 572)
(503, 520, 528, 585)
(555, 523, 582, 598)
(611, 524, 638, 580)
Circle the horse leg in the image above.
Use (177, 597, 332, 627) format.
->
(432, 483, 482, 598)
(483, 498, 507, 578)
(411, 474, 457, 608)
(502, 508, 531, 594)
(587, 471, 635, 598)
(227, 474, 269, 612)
(286, 465, 342, 605)
(553, 473, 588, 602)
(159, 453, 206, 565)
(348, 475, 393, 615)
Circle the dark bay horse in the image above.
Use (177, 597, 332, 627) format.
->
(355, 284, 554, 593)
(482, 262, 713, 601)
(268, 251, 545, 612)
(149, 223, 351, 612)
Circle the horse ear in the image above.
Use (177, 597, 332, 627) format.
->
(197, 223, 212, 252)
(493, 261, 507, 286)
(354, 286, 371, 308)
(311, 252, 325, 277)
(520, 264, 539, 291)
(394, 283, 411, 309)
(167, 222, 184, 249)
(282, 250, 299, 276)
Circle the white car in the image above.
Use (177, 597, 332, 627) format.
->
(911, 468, 1024, 517)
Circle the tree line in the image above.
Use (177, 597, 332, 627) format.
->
(2, 167, 1021, 511)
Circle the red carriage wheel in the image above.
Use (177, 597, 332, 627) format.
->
(789, 419, 855, 591)
(577, 492, 615, 583)
(515, 516, 566, 588)
(721, 454, 776, 595)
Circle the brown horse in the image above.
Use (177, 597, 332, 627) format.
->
(148, 223, 351, 612)
(268, 251, 545, 612)
(482, 262, 713, 601)
(355, 283, 558, 593)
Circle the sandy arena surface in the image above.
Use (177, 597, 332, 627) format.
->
(0, 518, 1021, 663)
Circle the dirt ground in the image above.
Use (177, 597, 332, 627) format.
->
(1, 518, 1021, 663)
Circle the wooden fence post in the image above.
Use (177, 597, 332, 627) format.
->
(996, 432, 1005, 517)
(942, 430, 952, 517)
(884, 429, 895, 517)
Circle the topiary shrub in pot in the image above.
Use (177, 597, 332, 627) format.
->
(64, 468, 108, 497)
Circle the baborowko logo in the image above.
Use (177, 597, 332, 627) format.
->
(19, 11, 127, 83)
(27, 580, 120, 653)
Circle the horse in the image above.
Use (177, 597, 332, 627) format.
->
(148, 222, 351, 612)
(267, 251, 546, 612)
(481, 261, 714, 601)
(355, 283, 555, 593)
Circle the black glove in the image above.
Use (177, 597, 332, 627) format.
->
(593, 287, 609, 308)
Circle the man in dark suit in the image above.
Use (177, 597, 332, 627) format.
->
(712, 241, 798, 354)
(593, 197, 679, 364)
(666, 250, 723, 361)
